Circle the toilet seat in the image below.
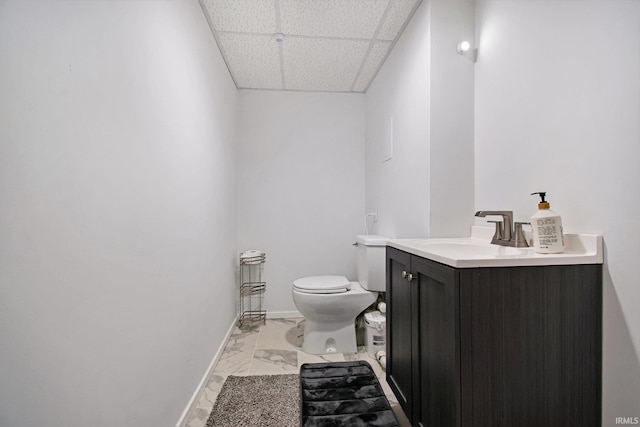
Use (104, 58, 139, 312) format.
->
(292, 275, 351, 294)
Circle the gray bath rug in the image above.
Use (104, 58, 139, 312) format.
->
(205, 374, 299, 427)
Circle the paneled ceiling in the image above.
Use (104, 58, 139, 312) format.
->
(199, 0, 422, 93)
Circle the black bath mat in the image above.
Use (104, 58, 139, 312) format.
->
(300, 360, 399, 426)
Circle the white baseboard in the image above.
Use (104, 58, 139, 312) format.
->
(174, 314, 239, 427)
(267, 310, 302, 319)
(174, 310, 302, 427)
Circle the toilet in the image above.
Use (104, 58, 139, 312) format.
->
(292, 235, 387, 355)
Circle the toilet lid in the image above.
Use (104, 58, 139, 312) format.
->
(293, 275, 351, 294)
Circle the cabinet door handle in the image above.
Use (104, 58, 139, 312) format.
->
(407, 273, 414, 282)
(402, 271, 408, 279)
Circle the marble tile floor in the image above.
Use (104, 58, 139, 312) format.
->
(185, 317, 411, 427)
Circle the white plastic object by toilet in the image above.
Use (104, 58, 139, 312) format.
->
(364, 310, 386, 358)
(292, 235, 387, 355)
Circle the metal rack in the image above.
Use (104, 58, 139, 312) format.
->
(238, 250, 266, 329)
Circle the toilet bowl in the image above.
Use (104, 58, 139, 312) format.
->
(292, 277, 376, 354)
(292, 235, 387, 355)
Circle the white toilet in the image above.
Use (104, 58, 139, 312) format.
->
(291, 235, 387, 355)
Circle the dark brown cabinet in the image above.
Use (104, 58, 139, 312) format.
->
(386, 246, 602, 427)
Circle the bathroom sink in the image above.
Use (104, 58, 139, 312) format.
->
(412, 241, 526, 257)
(387, 226, 603, 268)
(389, 238, 530, 267)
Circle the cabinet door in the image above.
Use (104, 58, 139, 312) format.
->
(386, 247, 414, 421)
(413, 256, 460, 427)
(459, 265, 602, 427)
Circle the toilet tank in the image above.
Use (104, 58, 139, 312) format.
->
(355, 235, 387, 292)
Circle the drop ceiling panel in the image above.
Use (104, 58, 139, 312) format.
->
(378, 0, 420, 40)
(283, 38, 369, 92)
(353, 41, 392, 92)
(202, 0, 277, 33)
(199, 0, 423, 92)
(279, 0, 388, 39)
(217, 33, 282, 89)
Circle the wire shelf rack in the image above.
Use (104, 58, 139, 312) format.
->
(238, 251, 266, 329)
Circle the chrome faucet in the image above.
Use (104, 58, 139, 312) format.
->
(475, 210, 530, 247)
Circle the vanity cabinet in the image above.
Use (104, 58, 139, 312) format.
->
(386, 246, 602, 427)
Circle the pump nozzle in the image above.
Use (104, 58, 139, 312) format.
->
(531, 192, 550, 209)
(531, 192, 546, 202)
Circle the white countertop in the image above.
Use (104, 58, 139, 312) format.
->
(387, 226, 603, 268)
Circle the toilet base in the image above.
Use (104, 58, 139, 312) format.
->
(301, 319, 358, 355)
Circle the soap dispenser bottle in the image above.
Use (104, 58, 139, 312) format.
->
(530, 192, 565, 253)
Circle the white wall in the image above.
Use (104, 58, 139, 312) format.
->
(0, 1, 239, 427)
(237, 90, 366, 315)
(366, 1, 431, 239)
(365, 0, 475, 239)
(475, 0, 640, 423)
(429, 0, 475, 237)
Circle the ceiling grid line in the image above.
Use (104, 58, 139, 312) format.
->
(217, 31, 378, 44)
(199, 0, 422, 93)
(359, 0, 425, 92)
(197, 0, 241, 89)
(274, 0, 286, 89)
(350, 0, 393, 92)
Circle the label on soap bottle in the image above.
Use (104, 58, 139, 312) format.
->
(532, 216, 565, 253)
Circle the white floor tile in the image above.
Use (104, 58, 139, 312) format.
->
(184, 318, 409, 426)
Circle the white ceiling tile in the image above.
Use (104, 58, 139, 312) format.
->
(202, 0, 277, 34)
(283, 38, 369, 92)
(279, 0, 389, 39)
(377, 0, 419, 41)
(217, 33, 283, 89)
(199, 0, 423, 92)
(353, 41, 391, 92)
